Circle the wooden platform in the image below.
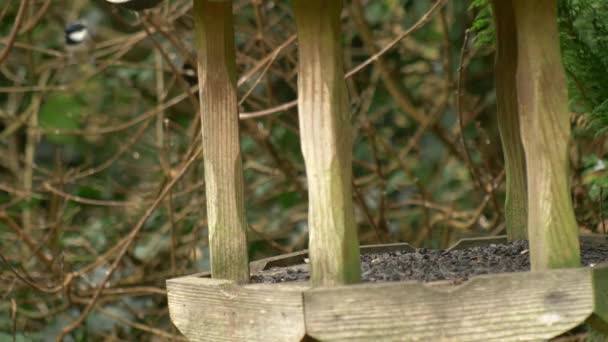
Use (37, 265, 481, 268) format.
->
(167, 236, 608, 341)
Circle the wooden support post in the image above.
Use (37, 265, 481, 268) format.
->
(512, 0, 580, 270)
(590, 266, 608, 333)
(491, 0, 528, 242)
(193, 0, 250, 283)
(292, 0, 361, 287)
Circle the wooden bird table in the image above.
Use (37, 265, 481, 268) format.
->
(164, 0, 608, 340)
(167, 235, 608, 341)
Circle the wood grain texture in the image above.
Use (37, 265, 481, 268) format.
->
(512, 0, 580, 271)
(304, 266, 599, 341)
(167, 276, 307, 342)
(491, 0, 528, 242)
(193, 0, 249, 283)
(167, 238, 608, 341)
(292, 0, 361, 287)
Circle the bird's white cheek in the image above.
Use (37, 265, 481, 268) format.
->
(69, 30, 88, 43)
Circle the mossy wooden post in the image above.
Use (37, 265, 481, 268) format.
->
(491, 0, 528, 242)
(292, 0, 361, 287)
(512, 0, 580, 270)
(193, 0, 249, 283)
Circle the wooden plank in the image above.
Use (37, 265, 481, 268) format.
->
(188, 271, 211, 278)
(193, 0, 249, 283)
(511, 0, 580, 270)
(167, 276, 307, 342)
(447, 234, 605, 252)
(580, 234, 608, 246)
(360, 242, 414, 254)
(448, 235, 508, 251)
(251, 250, 309, 272)
(491, 0, 528, 241)
(304, 266, 599, 341)
(168, 237, 607, 340)
(292, 0, 361, 287)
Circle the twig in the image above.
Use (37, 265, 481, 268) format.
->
(601, 187, 606, 234)
(43, 182, 137, 207)
(11, 298, 17, 342)
(456, 29, 485, 193)
(56, 147, 202, 341)
(0, 0, 27, 66)
(238, 34, 297, 87)
(345, 0, 447, 78)
(239, 99, 297, 119)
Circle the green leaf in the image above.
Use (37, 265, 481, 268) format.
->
(39, 94, 85, 145)
(276, 190, 302, 209)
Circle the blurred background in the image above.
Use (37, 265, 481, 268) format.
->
(1, 0, 607, 340)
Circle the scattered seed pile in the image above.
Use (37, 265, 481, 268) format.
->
(250, 239, 608, 284)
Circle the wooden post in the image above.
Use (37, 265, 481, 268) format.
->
(512, 0, 580, 270)
(491, 0, 528, 242)
(193, 0, 250, 283)
(292, 0, 361, 286)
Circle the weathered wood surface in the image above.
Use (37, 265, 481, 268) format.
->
(167, 276, 308, 342)
(491, 0, 528, 242)
(293, 0, 361, 287)
(168, 236, 608, 341)
(168, 264, 608, 341)
(250, 250, 309, 273)
(304, 266, 604, 341)
(193, 0, 249, 283)
(447, 234, 605, 252)
(448, 235, 507, 251)
(511, 0, 580, 270)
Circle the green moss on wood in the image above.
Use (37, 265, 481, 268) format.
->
(193, 0, 250, 283)
(512, 0, 580, 270)
(492, 0, 528, 242)
(292, 0, 361, 287)
(589, 265, 608, 333)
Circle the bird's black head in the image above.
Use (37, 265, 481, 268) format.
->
(105, 0, 164, 11)
(65, 23, 89, 46)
